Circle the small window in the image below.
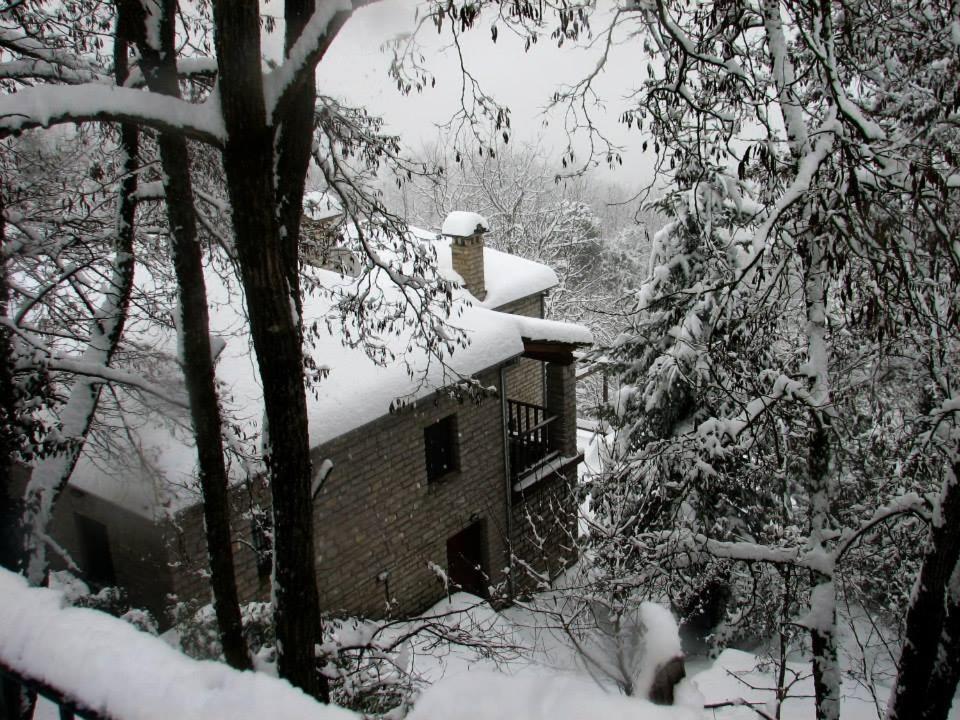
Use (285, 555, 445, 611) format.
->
(424, 415, 458, 482)
(75, 513, 116, 588)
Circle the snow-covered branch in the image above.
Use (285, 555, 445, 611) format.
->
(45, 358, 188, 409)
(0, 84, 224, 145)
(263, 0, 355, 123)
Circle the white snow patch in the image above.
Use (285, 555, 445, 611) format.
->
(440, 210, 489, 237)
(408, 671, 701, 720)
(0, 83, 225, 140)
(0, 568, 356, 720)
(511, 314, 593, 345)
(513, 454, 580, 493)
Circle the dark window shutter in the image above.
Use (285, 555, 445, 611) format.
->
(424, 415, 458, 482)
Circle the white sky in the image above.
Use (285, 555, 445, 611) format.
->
(264, 0, 658, 188)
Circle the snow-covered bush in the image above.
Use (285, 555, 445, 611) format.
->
(172, 600, 420, 717)
(50, 570, 158, 635)
(173, 600, 274, 663)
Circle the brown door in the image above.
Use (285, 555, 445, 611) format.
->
(446, 521, 488, 599)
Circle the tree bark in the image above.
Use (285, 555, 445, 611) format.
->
(211, 0, 326, 700)
(888, 459, 960, 720)
(0, 171, 34, 720)
(20, 25, 139, 585)
(273, 0, 317, 316)
(923, 553, 960, 720)
(0, 179, 19, 574)
(808, 417, 839, 720)
(121, 0, 250, 672)
(274, 0, 353, 306)
(802, 234, 839, 720)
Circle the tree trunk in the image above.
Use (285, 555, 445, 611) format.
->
(808, 417, 839, 720)
(887, 459, 960, 720)
(20, 28, 139, 585)
(211, 0, 326, 701)
(923, 554, 960, 720)
(122, 0, 250, 672)
(274, 0, 351, 305)
(802, 235, 840, 720)
(0, 174, 35, 720)
(0, 179, 20, 574)
(273, 0, 314, 315)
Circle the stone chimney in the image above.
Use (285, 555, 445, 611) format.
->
(442, 210, 489, 301)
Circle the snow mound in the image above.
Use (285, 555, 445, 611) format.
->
(407, 670, 703, 720)
(0, 569, 356, 720)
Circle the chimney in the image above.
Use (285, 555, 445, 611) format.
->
(442, 211, 489, 301)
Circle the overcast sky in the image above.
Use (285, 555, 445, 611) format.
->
(264, 0, 658, 188)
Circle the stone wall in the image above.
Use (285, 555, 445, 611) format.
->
(53, 286, 583, 625)
(495, 294, 543, 318)
(49, 487, 175, 624)
(310, 367, 509, 616)
(509, 358, 580, 596)
(451, 236, 486, 300)
(546, 362, 578, 457)
(170, 368, 510, 620)
(167, 476, 272, 615)
(510, 465, 578, 595)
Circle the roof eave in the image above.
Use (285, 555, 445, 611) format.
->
(520, 338, 588, 365)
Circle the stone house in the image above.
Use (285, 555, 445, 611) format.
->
(44, 211, 591, 625)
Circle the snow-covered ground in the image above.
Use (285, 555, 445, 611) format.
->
(390, 592, 933, 720)
(19, 427, 958, 719)
(21, 574, 960, 719)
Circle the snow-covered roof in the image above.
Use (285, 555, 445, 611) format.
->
(417, 229, 559, 309)
(67, 228, 589, 518)
(303, 191, 342, 223)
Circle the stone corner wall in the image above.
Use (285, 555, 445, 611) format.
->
(47, 486, 176, 628)
(508, 463, 579, 596)
(451, 235, 487, 301)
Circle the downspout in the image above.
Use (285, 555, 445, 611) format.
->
(499, 364, 515, 599)
(539, 292, 548, 406)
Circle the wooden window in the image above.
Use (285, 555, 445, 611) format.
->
(74, 513, 116, 588)
(424, 414, 458, 482)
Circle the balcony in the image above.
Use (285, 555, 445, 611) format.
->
(507, 399, 559, 479)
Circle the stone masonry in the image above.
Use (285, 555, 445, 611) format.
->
(168, 367, 511, 620)
(509, 358, 580, 595)
(450, 235, 486, 301)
